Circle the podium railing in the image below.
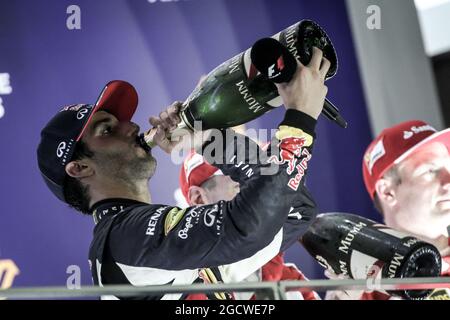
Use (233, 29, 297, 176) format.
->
(0, 277, 449, 299)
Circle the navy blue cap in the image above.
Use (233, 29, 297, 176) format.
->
(37, 80, 138, 202)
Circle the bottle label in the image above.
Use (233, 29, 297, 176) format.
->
(280, 23, 301, 61)
(337, 220, 367, 255)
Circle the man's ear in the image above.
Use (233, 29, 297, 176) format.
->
(374, 178, 397, 208)
(188, 186, 209, 206)
(65, 160, 94, 179)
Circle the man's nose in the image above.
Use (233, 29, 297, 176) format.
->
(122, 122, 140, 137)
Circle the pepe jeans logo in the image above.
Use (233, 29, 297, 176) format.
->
(178, 208, 200, 240)
(56, 142, 67, 158)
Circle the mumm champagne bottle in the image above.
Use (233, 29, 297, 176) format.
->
(142, 20, 338, 148)
(301, 213, 442, 300)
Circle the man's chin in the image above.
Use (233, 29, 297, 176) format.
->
(129, 153, 157, 180)
(135, 144, 151, 157)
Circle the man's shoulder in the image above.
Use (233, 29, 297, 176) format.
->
(92, 201, 173, 235)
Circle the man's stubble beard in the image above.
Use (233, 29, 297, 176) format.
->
(130, 154, 157, 181)
(95, 150, 157, 185)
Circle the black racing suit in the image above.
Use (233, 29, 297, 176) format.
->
(88, 109, 318, 300)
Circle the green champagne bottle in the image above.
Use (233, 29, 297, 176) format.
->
(180, 19, 337, 130)
(143, 19, 337, 147)
(301, 213, 442, 300)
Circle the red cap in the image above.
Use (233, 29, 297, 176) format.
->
(362, 120, 450, 199)
(179, 151, 222, 204)
(76, 80, 138, 141)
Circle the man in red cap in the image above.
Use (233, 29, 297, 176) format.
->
(179, 150, 319, 300)
(329, 120, 450, 300)
(362, 120, 450, 299)
(363, 121, 450, 253)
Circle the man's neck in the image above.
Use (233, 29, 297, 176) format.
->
(383, 213, 449, 254)
(88, 178, 151, 209)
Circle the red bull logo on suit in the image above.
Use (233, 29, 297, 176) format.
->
(268, 132, 312, 191)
